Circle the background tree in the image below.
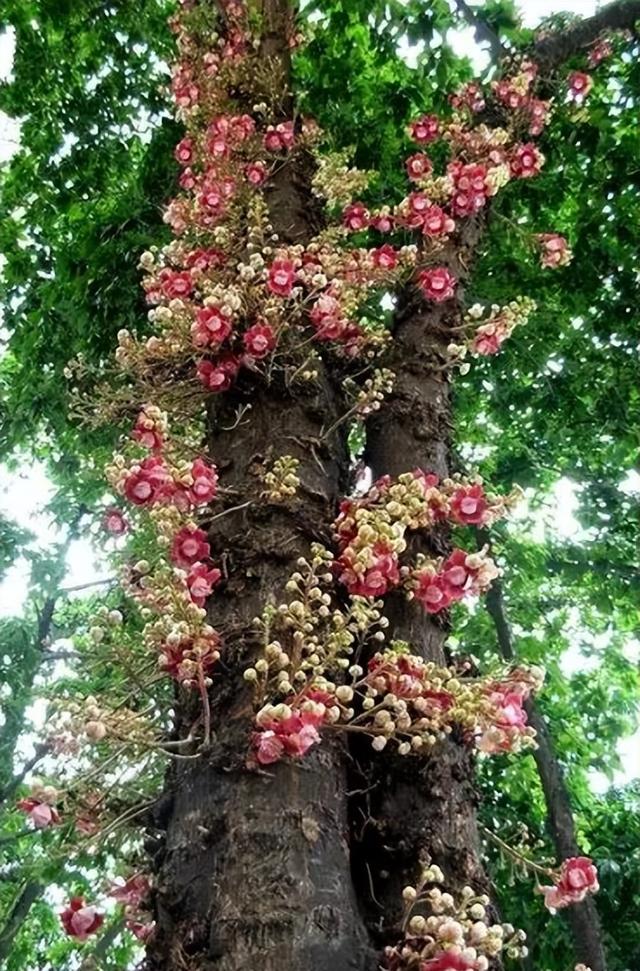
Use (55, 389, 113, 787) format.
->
(0, 2, 638, 970)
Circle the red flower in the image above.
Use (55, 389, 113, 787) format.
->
(263, 121, 295, 152)
(60, 898, 104, 941)
(255, 730, 285, 764)
(132, 410, 164, 450)
(124, 457, 173, 506)
(417, 266, 456, 303)
(191, 306, 233, 347)
(568, 71, 593, 101)
(370, 213, 394, 233)
(174, 137, 193, 165)
(160, 269, 193, 300)
(243, 321, 276, 358)
(421, 952, 478, 971)
(414, 574, 453, 613)
(103, 508, 128, 536)
(422, 205, 455, 238)
(109, 874, 150, 907)
(186, 562, 222, 605)
(406, 153, 432, 181)
(339, 545, 400, 598)
(196, 355, 240, 393)
(188, 458, 218, 506)
(246, 161, 267, 185)
(449, 484, 489, 525)
(184, 248, 226, 271)
(17, 797, 60, 829)
(510, 143, 544, 179)
(409, 114, 439, 144)
(171, 526, 210, 568)
(371, 244, 398, 270)
(557, 857, 599, 902)
(342, 202, 370, 231)
(267, 258, 296, 297)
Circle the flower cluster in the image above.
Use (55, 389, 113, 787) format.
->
(540, 857, 600, 912)
(262, 455, 301, 502)
(384, 870, 527, 970)
(104, 412, 223, 689)
(110, 873, 155, 942)
(333, 470, 520, 610)
(447, 297, 537, 363)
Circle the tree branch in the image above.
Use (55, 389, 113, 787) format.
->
(0, 881, 44, 965)
(454, 0, 505, 63)
(477, 528, 608, 971)
(534, 0, 640, 70)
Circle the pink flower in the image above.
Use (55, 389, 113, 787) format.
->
(372, 244, 398, 270)
(132, 409, 164, 450)
(103, 508, 128, 536)
(188, 458, 218, 505)
(558, 857, 599, 901)
(17, 797, 60, 829)
(449, 484, 489, 525)
(174, 137, 193, 165)
(342, 202, 370, 231)
(267, 258, 296, 297)
(449, 162, 489, 217)
(283, 723, 320, 758)
(171, 526, 210, 568)
(124, 457, 173, 506)
(422, 952, 478, 971)
(186, 562, 222, 605)
(60, 898, 104, 940)
(409, 114, 439, 144)
(246, 161, 267, 185)
(255, 730, 285, 764)
(414, 574, 453, 613)
(588, 39, 612, 68)
(339, 545, 400, 598)
(422, 205, 455, 238)
(370, 213, 394, 233)
(568, 71, 593, 102)
(510, 143, 544, 179)
(243, 321, 276, 358)
(405, 191, 431, 228)
(196, 355, 240, 393)
(263, 121, 295, 152)
(417, 266, 456, 303)
(191, 306, 233, 347)
(450, 82, 486, 113)
(406, 153, 432, 181)
(160, 269, 193, 300)
(471, 326, 503, 356)
(184, 248, 226, 272)
(537, 233, 572, 269)
(541, 857, 599, 912)
(422, 952, 478, 970)
(109, 874, 150, 908)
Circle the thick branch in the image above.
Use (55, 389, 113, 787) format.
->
(478, 531, 608, 971)
(534, 0, 640, 69)
(454, 0, 505, 62)
(0, 881, 44, 965)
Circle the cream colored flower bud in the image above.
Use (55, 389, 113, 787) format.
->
(85, 721, 107, 741)
(371, 735, 387, 751)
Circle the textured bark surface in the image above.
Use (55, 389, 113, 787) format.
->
(483, 572, 607, 971)
(357, 222, 494, 939)
(147, 8, 372, 964)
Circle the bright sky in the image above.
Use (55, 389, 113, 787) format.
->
(0, 0, 637, 793)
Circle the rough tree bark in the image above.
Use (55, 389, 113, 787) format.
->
(481, 556, 608, 971)
(147, 4, 372, 970)
(357, 220, 496, 940)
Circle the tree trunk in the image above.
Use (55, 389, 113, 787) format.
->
(358, 228, 494, 940)
(147, 9, 372, 964)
